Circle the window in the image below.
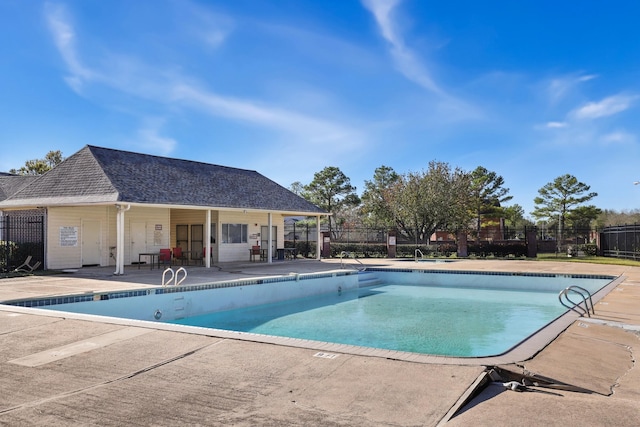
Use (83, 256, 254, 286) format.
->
(221, 224, 248, 243)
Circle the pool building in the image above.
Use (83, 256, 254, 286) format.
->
(0, 145, 329, 272)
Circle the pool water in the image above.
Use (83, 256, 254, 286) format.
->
(170, 283, 567, 357)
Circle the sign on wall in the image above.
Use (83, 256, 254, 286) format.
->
(60, 226, 78, 247)
(153, 224, 163, 246)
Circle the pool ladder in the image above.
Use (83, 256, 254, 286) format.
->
(339, 251, 367, 271)
(415, 249, 424, 262)
(162, 267, 187, 287)
(558, 285, 594, 317)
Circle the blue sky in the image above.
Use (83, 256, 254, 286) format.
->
(2, 1, 640, 217)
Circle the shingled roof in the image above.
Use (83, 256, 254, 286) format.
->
(0, 146, 327, 214)
(0, 174, 39, 202)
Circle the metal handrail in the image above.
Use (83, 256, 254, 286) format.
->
(162, 267, 188, 286)
(558, 285, 594, 317)
(339, 251, 367, 271)
(174, 267, 187, 286)
(415, 249, 424, 262)
(162, 268, 174, 287)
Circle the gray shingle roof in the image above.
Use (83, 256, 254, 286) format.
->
(0, 146, 326, 214)
(0, 175, 39, 202)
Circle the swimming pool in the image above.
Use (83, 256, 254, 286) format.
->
(4, 269, 617, 358)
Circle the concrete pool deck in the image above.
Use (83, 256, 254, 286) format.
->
(0, 259, 638, 426)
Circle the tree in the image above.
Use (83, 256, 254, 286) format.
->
(596, 209, 640, 227)
(360, 165, 400, 228)
(469, 166, 512, 236)
(385, 161, 472, 244)
(10, 150, 64, 175)
(303, 167, 360, 238)
(567, 205, 602, 229)
(531, 174, 597, 245)
(289, 181, 305, 196)
(503, 204, 525, 228)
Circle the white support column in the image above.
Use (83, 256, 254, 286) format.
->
(267, 212, 273, 263)
(316, 215, 322, 260)
(205, 209, 211, 268)
(114, 207, 121, 275)
(114, 204, 130, 275)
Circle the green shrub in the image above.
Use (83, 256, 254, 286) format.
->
(468, 242, 527, 258)
(330, 243, 388, 258)
(577, 244, 598, 256)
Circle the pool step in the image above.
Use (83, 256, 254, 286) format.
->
(357, 271, 382, 288)
(174, 295, 185, 319)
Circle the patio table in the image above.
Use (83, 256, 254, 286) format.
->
(138, 252, 160, 270)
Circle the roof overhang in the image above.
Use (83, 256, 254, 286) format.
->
(0, 199, 330, 217)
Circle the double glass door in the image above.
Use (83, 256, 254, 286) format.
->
(176, 224, 204, 262)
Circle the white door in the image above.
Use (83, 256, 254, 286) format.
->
(130, 222, 147, 263)
(82, 220, 102, 266)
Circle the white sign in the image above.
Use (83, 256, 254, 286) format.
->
(60, 226, 78, 247)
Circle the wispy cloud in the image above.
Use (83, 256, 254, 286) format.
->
(136, 119, 177, 155)
(361, 0, 444, 96)
(545, 121, 568, 129)
(601, 130, 636, 145)
(546, 73, 597, 104)
(571, 94, 637, 120)
(44, 2, 96, 93)
(171, 84, 360, 146)
(361, 0, 482, 122)
(43, 2, 363, 152)
(177, 1, 234, 49)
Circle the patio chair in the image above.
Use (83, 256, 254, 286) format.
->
(250, 246, 261, 262)
(13, 256, 41, 273)
(159, 249, 172, 267)
(172, 247, 187, 265)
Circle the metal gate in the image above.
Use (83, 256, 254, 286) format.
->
(0, 213, 45, 272)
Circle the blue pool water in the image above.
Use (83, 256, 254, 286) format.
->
(170, 283, 568, 357)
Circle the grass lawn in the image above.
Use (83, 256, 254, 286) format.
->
(535, 253, 640, 267)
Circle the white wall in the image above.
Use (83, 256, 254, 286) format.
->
(124, 207, 171, 264)
(46, 206, 286, 269)
(47, 206, 111, 269)
(47, 205, 170, 269)
(217, 211, 285, 262)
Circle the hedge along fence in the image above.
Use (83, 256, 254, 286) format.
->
(325, 243, 458, 258)
(283, 241, 533, 259)
(329, 243, 388, 258)
(397, 244, 457, 257)
(467, 241, 528, 258)
(330, 242, 530, 258)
